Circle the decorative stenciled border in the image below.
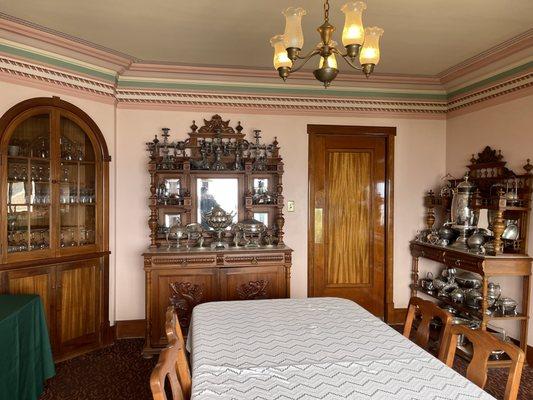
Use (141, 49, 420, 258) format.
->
(0, 55, 116, 97)
(115, 89, 448, 116)
(448, 72, 533, 113)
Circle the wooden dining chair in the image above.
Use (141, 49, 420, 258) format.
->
(403, 296, 453, 361)
(150, 339, 185, 400)
(443, 325, 525, 400)
(165, 306, 192, 399)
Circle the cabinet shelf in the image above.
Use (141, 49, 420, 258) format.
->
(8, 155, 50, 162)
(60, 159, 95, 165)
(8, 203, 51, 206)
(412, 285, 526, 321)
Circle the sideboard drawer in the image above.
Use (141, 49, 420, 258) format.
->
(223, 253, 286, 267)
(442, 253, 482, 273)
(149, 255, 217, 268)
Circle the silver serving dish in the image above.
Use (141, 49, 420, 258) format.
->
(185, 223, 204, 248)
(502, 222, 519, 240)
(487, 282, 501, 300)
(464, 288, 497, 309)
(438, 224, 457, 243)
(450, 287, 465, 303)
(166, 224, 188, 247)
(432, 276, 448, 290)
(239, 218, 267, 247)
(455, 271, 482, 289)
(495, 297, 518, 315)
(438, 282, 458, 298)
(203, 206, 235, 249)
(419, 272, 434, 291)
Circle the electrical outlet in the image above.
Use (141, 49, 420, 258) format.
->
(287, 200, 295, 212)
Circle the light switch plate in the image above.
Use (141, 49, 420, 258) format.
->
(287, 200, 295, 212)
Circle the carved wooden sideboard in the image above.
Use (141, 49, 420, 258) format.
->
(143, 246, 292, 356)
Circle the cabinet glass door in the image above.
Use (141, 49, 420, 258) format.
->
(6, 114, 51, 253)
(59, 117, 96, 248)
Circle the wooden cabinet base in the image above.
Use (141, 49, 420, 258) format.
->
(143, 246, 292, 356)
(0, 252, 111, 361)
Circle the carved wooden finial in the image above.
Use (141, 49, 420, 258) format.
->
(190, 120, 198, 133)
(470, 154, 476, 164)
(236, 121, 243, 134)
(524, 159, 533, 174)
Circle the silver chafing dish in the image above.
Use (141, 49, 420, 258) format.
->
(237, 219, 267, 248)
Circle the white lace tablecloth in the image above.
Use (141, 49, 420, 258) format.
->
(188, 297, 495, 400)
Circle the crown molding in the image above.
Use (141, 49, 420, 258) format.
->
(0, 12, 135, 71)
(127, 61, 441, 88)
(437, 28, 533, 84)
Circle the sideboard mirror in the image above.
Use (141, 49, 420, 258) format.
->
(196, 177, 239, 229)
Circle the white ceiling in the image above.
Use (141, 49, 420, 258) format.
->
(1, 0, 532, 75)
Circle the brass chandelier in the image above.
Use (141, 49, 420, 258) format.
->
(270, 0, 384, 87)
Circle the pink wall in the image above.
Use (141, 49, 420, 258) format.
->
(446, 94, 533, 344)
(0, 79, 447, 327)
(115, 109, 446, 320)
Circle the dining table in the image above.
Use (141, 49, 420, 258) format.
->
(187, 297, 496, 400)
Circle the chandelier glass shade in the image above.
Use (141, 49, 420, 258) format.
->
(270, 1, 384, 87)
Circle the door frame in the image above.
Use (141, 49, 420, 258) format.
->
(307, 125, 397, 322)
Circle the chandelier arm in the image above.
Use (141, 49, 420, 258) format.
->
(290, 49, 321, 73)
(339, 54, 363, 71)
(295, 48, 321, 60)
(331, 47, 348, 58)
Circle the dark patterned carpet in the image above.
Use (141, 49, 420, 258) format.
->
(40, 339, 532, 400)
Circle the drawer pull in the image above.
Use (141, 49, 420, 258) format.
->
(251, 257, 258, 265)
(455, 259, 461, 267)
(180, 259, 188, 266)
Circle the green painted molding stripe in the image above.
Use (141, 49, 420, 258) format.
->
(117, 79, 447, 101)
(447, 61, 533, 99)
(0, 43, 117, 82)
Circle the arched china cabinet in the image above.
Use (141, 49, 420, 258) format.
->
(0, 96, 110, 361)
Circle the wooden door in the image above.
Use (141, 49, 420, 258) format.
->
(1, 266, 55, 332)
(219, 266, 286, 301)
(308, 126, 394, 317)
(56, 259, 101, 355)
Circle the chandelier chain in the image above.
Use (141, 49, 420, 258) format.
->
(323, 0, 330, 21)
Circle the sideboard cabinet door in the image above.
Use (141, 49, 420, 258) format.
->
(151, 267, 218, 346)
(219, 265, 286, 301)
(55, 259, 101, 356)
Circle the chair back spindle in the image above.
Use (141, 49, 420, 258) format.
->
(403, 297, 453, 361)
(443, 325, 525, 400)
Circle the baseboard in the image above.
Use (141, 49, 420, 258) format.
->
(386, 307, 407, 325)
(115, 319, 145, 339)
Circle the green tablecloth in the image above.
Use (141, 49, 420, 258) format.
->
(0, 295, 55, 400)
